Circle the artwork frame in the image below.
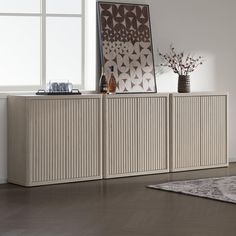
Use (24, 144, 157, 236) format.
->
(97, 1, 157, 93)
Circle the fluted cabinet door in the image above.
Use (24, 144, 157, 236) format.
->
(29, 99, 66, 183)
(137, 96, 169, 173)
(171, 96, 201, 170)
(28, 97, 102, 185)
(104, 96, 138, 177)
(201, 95, 227, 166)
(104, 94, 169, 178)
(171, 93, 228, 172)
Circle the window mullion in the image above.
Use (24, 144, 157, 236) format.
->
(41, 0, 46, 88)
(81, 0, 85, 89)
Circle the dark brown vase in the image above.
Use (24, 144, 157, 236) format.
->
(178, 75, 190, 93)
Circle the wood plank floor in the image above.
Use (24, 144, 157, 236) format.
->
(1, 164, 236, 236)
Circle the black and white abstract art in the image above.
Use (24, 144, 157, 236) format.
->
(97, 2, 157, 93)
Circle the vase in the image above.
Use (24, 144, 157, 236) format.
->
(178, 75, 190, 93)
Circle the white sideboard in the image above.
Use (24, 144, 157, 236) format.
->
(103, 94, 169, 178)
(170, 93, 229, 172)
(8, 95, 103, 186)
(8, 92, 228, 186)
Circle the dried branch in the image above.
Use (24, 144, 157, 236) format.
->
(158, 45, 205, 76)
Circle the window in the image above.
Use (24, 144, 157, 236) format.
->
(0, 0, 96, 91)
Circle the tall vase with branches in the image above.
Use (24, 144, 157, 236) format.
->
(158, 45, 205, 93)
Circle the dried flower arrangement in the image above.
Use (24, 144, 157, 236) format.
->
(158, 45, 205, 76)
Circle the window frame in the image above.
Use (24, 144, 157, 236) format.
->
(0, 0, 89, 91)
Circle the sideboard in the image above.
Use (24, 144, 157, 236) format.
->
(8, 92, 228, 186)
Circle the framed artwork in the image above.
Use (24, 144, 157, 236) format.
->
(97, 2, 157, 93)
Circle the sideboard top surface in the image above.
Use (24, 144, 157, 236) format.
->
(7, 94, 103, 100)
(7, 93, 170, 100)
(7, 92, 229, 100)
(103, 93, 169, 99)
(171, 91, 228, 97)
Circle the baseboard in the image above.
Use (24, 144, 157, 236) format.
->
(0, 177, 7, 184)
(229, 158, 236, 163)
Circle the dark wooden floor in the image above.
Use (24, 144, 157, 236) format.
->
(1, 164, 236, 236)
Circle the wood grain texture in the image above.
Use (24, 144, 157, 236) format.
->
(1, 164, 236, 236)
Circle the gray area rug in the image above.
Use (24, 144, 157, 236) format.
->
(148, 176, 236, 204)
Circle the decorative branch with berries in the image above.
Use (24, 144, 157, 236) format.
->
(158, 45, 205, 76)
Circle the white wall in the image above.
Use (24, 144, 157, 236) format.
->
(0, 0, 236, 183)
(0, 96, 7, 183)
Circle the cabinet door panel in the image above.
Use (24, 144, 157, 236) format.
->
(137, 97, 168, 172)
(28, 98, 101, 183)
(29, 99, 66, 182)
(172, 96, 201, 170)
(201, 96, 227, 166)
(104, 97, 138, 177)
